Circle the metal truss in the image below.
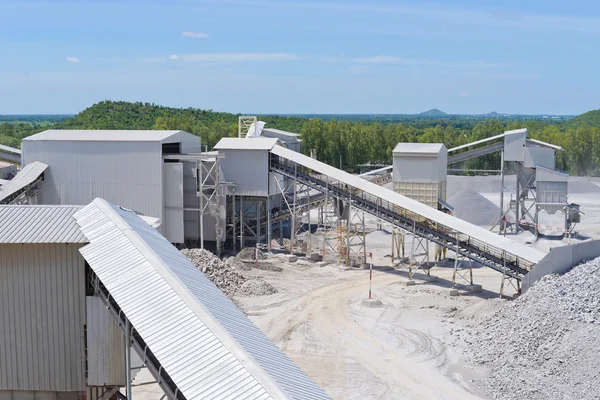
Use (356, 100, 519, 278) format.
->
(340, 207, 366, 266)
(407, 221, 431, 278)
(451, 236, 473, 288)
(238, 116, 257, 138)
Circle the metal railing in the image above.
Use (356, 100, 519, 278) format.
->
(271, 159, 533, 279)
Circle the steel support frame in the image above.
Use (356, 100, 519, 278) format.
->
(451, 235, 473, 288)
(340, 206, 366, 266)
(270, 159, 531, 279)
(227, 195, 267, 250)
(407, 222, 431, 278)
(238, 116, 257, 138)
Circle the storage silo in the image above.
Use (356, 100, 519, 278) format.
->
(392, 143, 448, 209)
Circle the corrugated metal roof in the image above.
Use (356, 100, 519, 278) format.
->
(262, 128, 301, 140)
(74, 198, 331, 400)
(272, 145, 546, 264)
(23, 130, 186, 142)
(0, 161, 48, 204)
(393, 142, 446, 155)
(214, 137, 281, 150)
(0, 144, 21, 155)
(0, 205, 86, 243)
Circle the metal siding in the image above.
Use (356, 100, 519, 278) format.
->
(0, 206, 85, 244)
(171, 132, 202, 154)
(163, 163, 184, 243)
(219, 149, 269, 196)
(504, 130, 527, 162)
(272, 145, 545, 264)
(86, 297, 126, 387)
(393, 156, 442, 183)
(525, 147, 555, 169)
(22, 140, 164, 233)
(0, 244, 86, 391)
(74, 199, 331, 400)
(214, 138, 279, 151)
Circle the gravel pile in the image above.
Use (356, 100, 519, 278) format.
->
(181, 248, 246, 297)
(458, 257, 600, 400)
(237, 279, 278, 296)
(448, 188, 500, 226)
(236, 247, 267, 261)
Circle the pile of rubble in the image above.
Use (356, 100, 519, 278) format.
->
(458, 257, 600, 400)
(236, 247, 267, 261)
(181, 248, 246, 298)
(237, 279, 278, 297)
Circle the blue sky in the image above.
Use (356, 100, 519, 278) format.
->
(1, 0, 599, 115)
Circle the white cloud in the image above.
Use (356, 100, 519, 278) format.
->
(459, 92, 469, 97)
(354, 56, 403, 63)
(66, 57, 80, 63)
(182, 31, 210, 38)
(169, 53, 297, 62)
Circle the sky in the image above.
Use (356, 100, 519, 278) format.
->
(1, 0, 599, 115)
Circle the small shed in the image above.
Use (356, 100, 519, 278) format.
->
(0, 161, 16, 179)
(214, 137, 283, 197)
(262, 128, 302, 153)
(392, 143, 448, 209)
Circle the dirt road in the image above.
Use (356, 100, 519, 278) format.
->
(252, 269, 485, 399)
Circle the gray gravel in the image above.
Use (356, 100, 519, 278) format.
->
(448, 188, 500, 226)
(237, 279, 278, 297)
(236, 247, 267, 261)
(457, 257, 600, 400)
(181, 248, 247, 298)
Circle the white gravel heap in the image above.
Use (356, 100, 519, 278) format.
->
(448, 188, 500, 226)
(181, 248, 246, 298)
(237, 279, 278, 297)
(461, 257, 600, 400)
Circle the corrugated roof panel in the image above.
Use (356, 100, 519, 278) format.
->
(393, 142, 446, 155)
(74, 198, 330, 400)
(0, 205, 86, 243)
(0, 161, 48, 203)
(214, 137, 281, 150)
(271, 145, 545, 264)
(23, 130, 185, 142)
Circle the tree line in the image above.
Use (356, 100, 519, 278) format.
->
(1, 101, 599, 176)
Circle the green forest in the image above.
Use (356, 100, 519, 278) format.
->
(2, 100, 600, 176)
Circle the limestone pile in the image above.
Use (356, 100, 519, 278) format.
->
(181, 248, 246, 297)
(457, 257, 600, 400)
(237, 279, 278, 297)
(448, 188, 500, 226)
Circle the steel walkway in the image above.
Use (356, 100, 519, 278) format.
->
(270, 146, 545, 279)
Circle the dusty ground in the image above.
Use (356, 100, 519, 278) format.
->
(129, 174, 599, 399)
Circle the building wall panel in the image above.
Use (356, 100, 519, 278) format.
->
(219, 149, 269, 197)
(393, 156, 446, 183)
(21, 141, 164, 233)
(86, 297, 126, 387)
(163, 163, 184, 243)
(0, 244, 86, 391)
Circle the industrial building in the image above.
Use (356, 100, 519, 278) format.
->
(1, 122, 599, 399)
(0, 200, 330, 400)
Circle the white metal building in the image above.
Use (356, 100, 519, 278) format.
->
(0, 205, 129, 400)
(392, 143, 448, 209)
(262, 128, 302, 153)
(0, 161, 16, 180)
(20, 130, 220, 245)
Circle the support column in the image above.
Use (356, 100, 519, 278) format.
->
(267, 196, 272, 251)
(125, 318, 132, 400)
(256, 201, 261, 246)
(499, 150, 505, 233)
(232, 193, 236, 253)
(291, 165, 297, 254)
(240, 197, 244, 250)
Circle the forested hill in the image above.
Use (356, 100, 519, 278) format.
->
(2, 100, 600, 176)
(567, 109, 600, 128)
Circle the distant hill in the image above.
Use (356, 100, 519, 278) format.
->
(485, 111, 502, 117)
(568, 109, 600, 128)
(419, 109, 447, 117)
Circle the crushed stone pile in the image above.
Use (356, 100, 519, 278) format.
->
(236, 247, 267, 261)
(447, 188, 500, 226)
(237, 279, 278, 297)
(181, 248, 246, 298)
(224, 256, 253, 271)
(458, 257, 600, 400)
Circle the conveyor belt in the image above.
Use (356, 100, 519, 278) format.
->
(0, 161, 47, 204)
(270, 145, 545, 279)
